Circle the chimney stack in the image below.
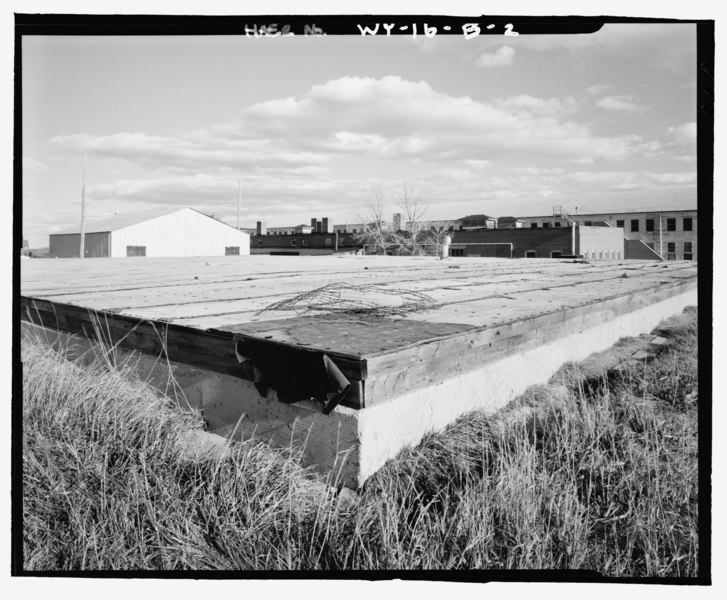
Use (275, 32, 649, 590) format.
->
(322, 217, 329, 234)
(393, 213, 402, 231)
(311, 218, 317, 231)
(316, 218, 322, 233)
(256, 221, 267, 236)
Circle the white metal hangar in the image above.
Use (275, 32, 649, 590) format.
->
(49, 207, 250, 258)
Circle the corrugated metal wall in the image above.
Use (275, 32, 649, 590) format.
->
(49, 232, 110, 258)
(110, 208, 250, 257)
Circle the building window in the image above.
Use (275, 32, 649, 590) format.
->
(684, 253, 693, 260)
(325, 238, 332, 247)
(225, 246, 240, 256)
(599, 250, 603, 259)
(684, 242, 693, 253)
(258, 240, 262, 246)
(291, 239, 297, 246)
(584, 221, 593, 226)
(616, 220, 624, 228)
(667, 218, 676, 231)
(646, 219, 654, 232)
(667, 242, 676, 253)
(352, 229, 357, 234)
(550, 250, 562, 258)
(543, 222, 550, 229)
(554, 221, 561, 228)
(667, 253, 676, 260)
(631, 220, 639, 232)
(683, 217, 693, 231)
(126, 246, 146, 257)
(450, 248, 464, 257)
(525, 250, 537, 258)
(531, 223, 538, 228)
(302, 239, 308, 246)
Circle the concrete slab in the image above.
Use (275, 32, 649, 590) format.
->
(20, 256, 698, 486)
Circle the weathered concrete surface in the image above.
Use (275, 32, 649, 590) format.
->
(355, 286, 697, 483)
(22, 279, 696, 488)
(21, 256, 698, 487)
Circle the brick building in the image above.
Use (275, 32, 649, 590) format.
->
(517, 209, 697, 261)
(449, 225, 625, 260)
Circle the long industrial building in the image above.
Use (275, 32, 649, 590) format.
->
(448, 225, 626, 259)
(49, 207, 250, 258)
(517, 209, 697, 261)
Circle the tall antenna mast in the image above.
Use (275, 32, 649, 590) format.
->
(79, 153, 87, 259)
(237, 179, 241, 229)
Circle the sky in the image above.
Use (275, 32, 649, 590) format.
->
(21, 21, 698, 247)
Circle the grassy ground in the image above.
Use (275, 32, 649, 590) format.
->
(21, 308, 699, 574)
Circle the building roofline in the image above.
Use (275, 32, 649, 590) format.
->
(51, 206, 249, 237)
(517, 208, 697, 220)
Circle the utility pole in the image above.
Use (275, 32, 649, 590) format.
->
(237, 179, 242, 229)
(79, 153, 87, 259)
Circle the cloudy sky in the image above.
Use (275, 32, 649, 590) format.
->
(21, 22, 698, 247)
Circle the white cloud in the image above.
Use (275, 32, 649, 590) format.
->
(668, 122, 697, 142)
(48, 131, 328, 172)
(35, 75, 692, 231)
(585, 84, 612, 96)
(46, 76, 646, 172)
(494, 95, 579, 115)
(596, 95, 648, 113)
(471, 24, 695, 73)
(475, 46, 515, 68)
(464, 159, 490, 169)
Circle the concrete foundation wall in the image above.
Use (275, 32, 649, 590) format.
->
(22, 280, 697, 488)
(355, 286, 696, 483)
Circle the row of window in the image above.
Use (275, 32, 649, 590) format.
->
(529, 222, 563, 228)
(450, 249, 622, 259)
(645, 241, 694, 260)
(646, 241, 693, 252)
(267, 229, 362, 235)
(257, 238, 339, 247)
(621, 217, 693, 233)
(125, 246, 241, 257)
(528, 217, 695, 231)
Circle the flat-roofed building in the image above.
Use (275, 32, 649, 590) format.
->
(517, 209, 697, 260)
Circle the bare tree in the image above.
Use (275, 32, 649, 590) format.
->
(353, 182, 451, 256)
(353, 186, 393, 255)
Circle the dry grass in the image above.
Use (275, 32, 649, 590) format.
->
(21, 307, 699, 575)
